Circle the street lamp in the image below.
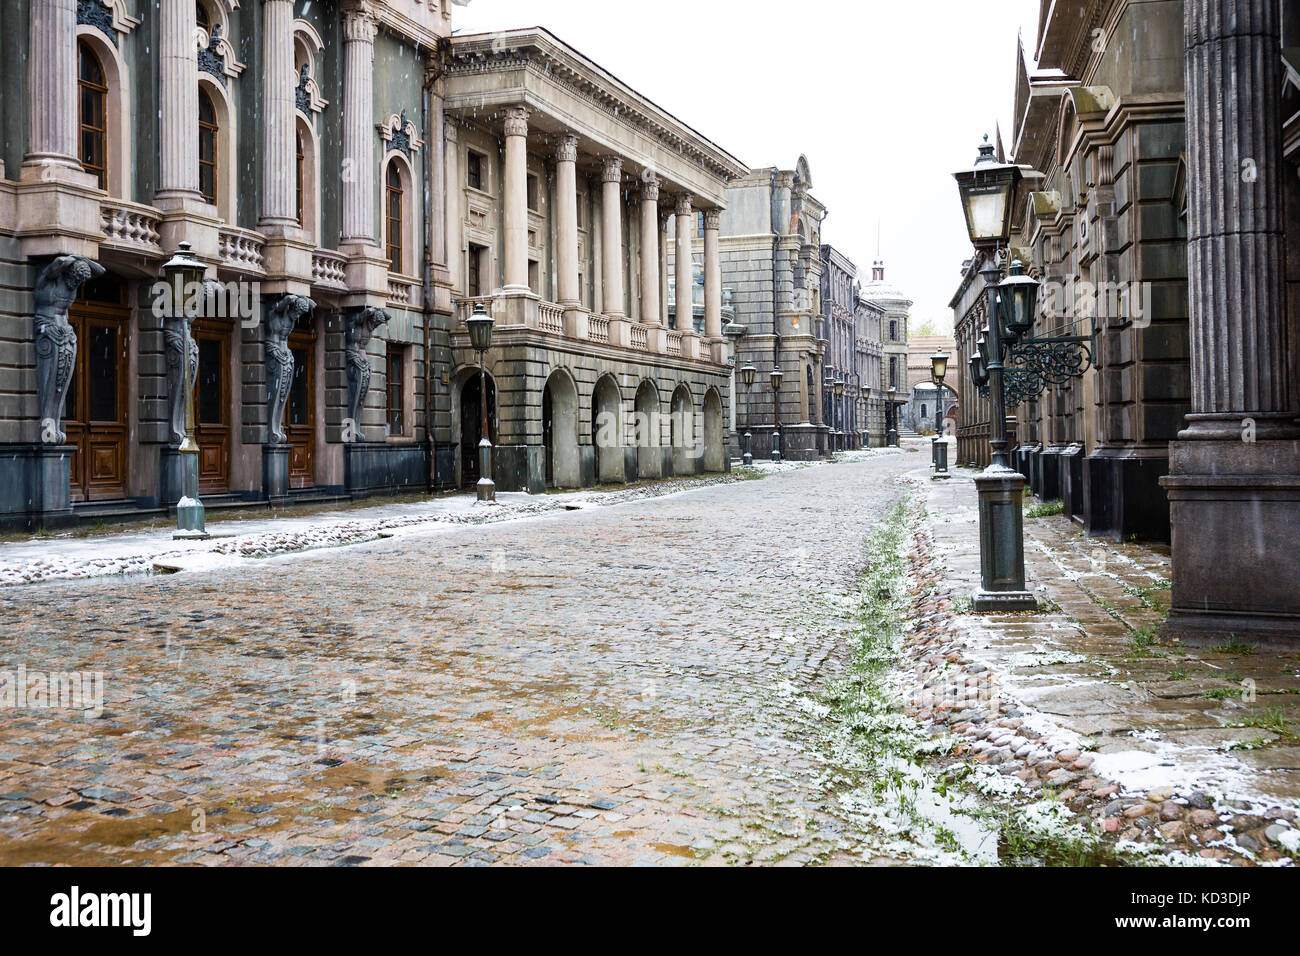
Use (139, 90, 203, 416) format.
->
(930, 350, 950, 478)
(163, 242, 209, 540)
(953, 134, 1035, 611)
(769, 366, 783, 462)
(740, 364, 756, 465)
(886, 385, 898, 446)
(466, 302, 496, 503)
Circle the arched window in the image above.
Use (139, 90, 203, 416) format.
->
(296, 130, 305, 225)
(195, 0, 211, 33)
(198, 88, 218, 206)
(78, 39, 107, 189)
(386, 163, 404, 274)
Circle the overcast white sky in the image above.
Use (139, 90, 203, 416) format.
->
(452, 0, 1042, 333)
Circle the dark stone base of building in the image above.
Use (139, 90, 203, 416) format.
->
(345, 443, 431, 498)
(1083, 451, 1171, 543)
(1059, 444, 1086, 521)
(491, 444, 546, 495)
(263, 444, 291, 502)
(1160, 439, 1300, 648)
(0, 444, 76, 531)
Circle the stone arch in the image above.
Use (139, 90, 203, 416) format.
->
(702, 387, 725, 473)
(633, 378, 662, 479)
(382, 150, 417, 275)
(591, 373, 625, 484)
(452, 363, 497, 488)
(543, 367, 580, 489)
(670, 382, 695, 476)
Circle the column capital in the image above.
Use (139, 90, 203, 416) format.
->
(342, 1, 377, 43)
(503, 105, 530, 138)
(601, 156, 624, 183)
(556, 132, 578, 164)
(639, 172, 660, 202)
(675, 194, 694, 217)
(704, 209, 721, 231)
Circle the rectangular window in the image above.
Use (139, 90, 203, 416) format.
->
(889, 357, 898, 388)
(197, 337, 224, 425)
(386, 345, 405, 437)
(575, 196, 584, 230)
(467, 150, 484, 191)
(528, 260, 539, 295)
(527, 173, 539, 212)
(467, 243, 485, 297)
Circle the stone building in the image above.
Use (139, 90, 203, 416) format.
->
(855, 292, 887, 447)
(952, 2, 1189, 542)
(952, 0, 1300, 646)
(819, 244, 859, 451)
(439, 28, 746, 492)
(692, 159, 829, 461)
(0, 4, 745, 529)
(903, 332, 957, 434)
(860, 257, 911, 440)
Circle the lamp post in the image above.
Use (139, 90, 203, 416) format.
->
(954, 134, 1034, 611)
(740, 364, 756, 466)
(769, 366, 783, 462)
(930, 350, 950, 478)
(886, 385, 898, 446)
(466, 303, 496, 503)
(163, 242, 209, 540)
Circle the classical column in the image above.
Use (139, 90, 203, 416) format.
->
(156, 0, 200, 203)
(675, 195, 694, 331)
(503, 106, 531, 291)
(25, 0, 78, 168)
(555, 134, 580, 309)
(1182, 0, 1293, 439)
(1161, 0, 1300, 646)
(341, 3, 378, 244)
(639, 174, 661, 326)
(600, 157, 625, 317)
(659, 208, 671, 326)
(704, 209, 722, 341)
(260, 0, 298, 227)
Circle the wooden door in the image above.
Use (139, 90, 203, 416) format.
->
(287, 326, 315, 490)
(193, 320, 230, 494)
(65, 278, 129, 502)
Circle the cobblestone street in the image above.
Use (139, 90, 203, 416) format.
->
(1, 454, 924, 866)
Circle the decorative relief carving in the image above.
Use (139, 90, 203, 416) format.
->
(503, 106, 530, 138)
(556, 133, 578, 165)
(378, 112, 423, 158)
(601, 157, 623, 184)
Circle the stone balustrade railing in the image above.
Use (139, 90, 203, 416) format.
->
(665, 330, 683, 356)
(99, 200, 162, 256)
(588, 314, 611, 344)
(387, 275, 417, 307)
(217, 227, 267, 274)
(312, 249, 348, 291)
(630, 324, 649, 352)
(538, 301, 564, 334)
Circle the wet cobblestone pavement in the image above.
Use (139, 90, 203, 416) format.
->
(0, 455, 915, 866)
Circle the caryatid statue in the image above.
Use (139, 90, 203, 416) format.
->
(164, 280, 218, 443)
(34, 255, 106, 444)
(344, 307, 391, 442)
(264, 294, 315, 444)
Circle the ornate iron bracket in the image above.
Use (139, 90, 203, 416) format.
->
(976, 332, 1095, 408)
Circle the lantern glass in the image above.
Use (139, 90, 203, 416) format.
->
(931, 350, 949, 384)
(740, 364, 756, 388)
(997, 259, 1039, 343)
(466, 304, 494, 352)
(162, 241, 206, 316)
(953, 137, 1021, 247)
(770, 368, 784, 391)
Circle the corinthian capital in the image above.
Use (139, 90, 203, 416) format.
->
(704, 209, 721, 231)
(639, 171, 660, 202)
(601, 156, 623, 184)
(343, 2, 377, 43)
(503, 105, 529, 138)
(675, 194, 694, 217)
(556, 133, 578, 165)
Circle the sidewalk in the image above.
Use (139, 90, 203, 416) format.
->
(907, 459, 1300, 863)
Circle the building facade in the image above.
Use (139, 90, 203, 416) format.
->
(0, 4, 746, 529)
(860, 258, 911, 442)
(699, 160, 829, 461)
(819, 244, 859, 451)
(855, 291, 887, 446)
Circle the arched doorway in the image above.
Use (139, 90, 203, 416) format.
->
(591, 374, 624, 484)
(703, 387, 724, 473)
(459, 370, 497, 487)
(670, 383, 694, 476)
(634, 379, 661, 479)
(65, 272, 130, 501)
(543, 369, 579, 488)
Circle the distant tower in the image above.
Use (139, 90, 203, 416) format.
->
(872, 259, 885, 282)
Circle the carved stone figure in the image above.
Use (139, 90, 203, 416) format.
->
(344, 307, 390, 442)
(163, 282, 210, 443)
(34, 255, 106, 444)
(264, 294, 315, 444)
